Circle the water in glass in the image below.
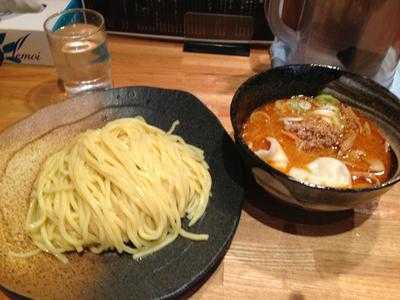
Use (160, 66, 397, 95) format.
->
(51, 23, 111, 94)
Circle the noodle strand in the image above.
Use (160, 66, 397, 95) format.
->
(24, 117, 211, 263)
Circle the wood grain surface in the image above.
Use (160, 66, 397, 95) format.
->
(1, 35, 400, 300)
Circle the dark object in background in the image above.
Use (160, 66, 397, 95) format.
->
(183, 41, 250, 56)
(337, 46, 385, 76)
(183, 12, 252, 56)
(83, 0, 273, 45)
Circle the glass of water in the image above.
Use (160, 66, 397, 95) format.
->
(44, 8, 112, 95)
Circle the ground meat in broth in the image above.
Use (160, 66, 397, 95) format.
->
(342, 105, 362, 133)
(283, 115, 343, 151)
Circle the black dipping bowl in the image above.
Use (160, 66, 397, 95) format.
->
(231, 64, 400, 211)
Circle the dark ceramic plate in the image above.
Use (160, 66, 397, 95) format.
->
(231, 64, 400, 211)
(0, 87, 244, 299)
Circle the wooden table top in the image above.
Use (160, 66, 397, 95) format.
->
(1, 35, 400, 300)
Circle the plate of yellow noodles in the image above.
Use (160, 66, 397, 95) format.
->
(0, 86, 244, 299)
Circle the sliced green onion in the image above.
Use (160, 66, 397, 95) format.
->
(315, 94, 340, 106)
(289, 99, 311, 112)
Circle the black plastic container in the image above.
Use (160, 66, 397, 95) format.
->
(83, 0, 273, 43)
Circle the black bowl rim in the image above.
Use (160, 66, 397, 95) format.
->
(230, 63, 400, 194)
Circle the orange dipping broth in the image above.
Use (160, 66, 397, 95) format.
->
(241, 96, 391, 188)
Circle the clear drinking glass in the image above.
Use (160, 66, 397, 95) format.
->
(44, 8, 112, 95)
